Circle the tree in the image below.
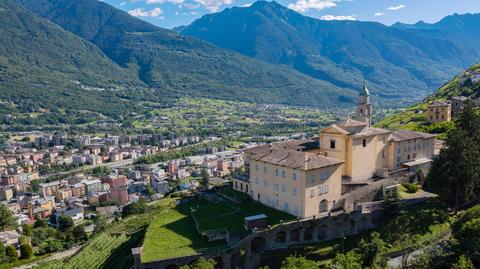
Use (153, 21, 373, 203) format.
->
(20, 243, 33, 260)
(357, 232, 387, 268)
(38, 238, 64, 255)
(58, 215, 74, 232)
(382, 189, 404, 220)
(0, 204, 16, 231)
(32, 227, 59, 247)
(452, 205, 480, 264)
(145, 185, 155, 196)
(122, 199, 149, 218)
(5, 245, 18, 263)
(452, 255, 474, 269)
(397, 234, 422, 269)
(427, 101, 480, 209)
(22, 224, 33, 236)
(327, 251, 362, 269)
(180, 257, 216, 269)
(0, 242, 7, 264)
(201, 168, 210, 190)
(280, 255, 320, 269)
(73, 225, 88, 243)
(34, 219, 48, 229)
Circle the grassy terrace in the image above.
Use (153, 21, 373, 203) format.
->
(141, 193, 294, 262)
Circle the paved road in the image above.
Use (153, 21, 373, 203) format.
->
(13, 246, 80, 269)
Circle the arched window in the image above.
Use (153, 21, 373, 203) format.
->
(319, 199, 329, 213)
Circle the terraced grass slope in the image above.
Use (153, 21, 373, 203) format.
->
(141, 196, 294, 262)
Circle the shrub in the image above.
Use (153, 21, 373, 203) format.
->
(20, 243, 33, 259)
(402, 183, 421, 194)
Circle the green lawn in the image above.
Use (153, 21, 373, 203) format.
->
(142, 193, 295, 262)
(141, 200, 228, 262)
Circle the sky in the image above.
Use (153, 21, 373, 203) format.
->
(102, 0, 480, 29)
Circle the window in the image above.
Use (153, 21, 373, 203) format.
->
(407, 155, 410, 160)
(319, 185, 329, 195)
(281, 170, 286, 178)
(284, 202, 289, 212)
(292, 173, 297, 181)
(275, 169, 279, 177)
(413, 153, 417, 159)
(255, 164, 259, 171)
(310, 189, 315, 197)
(282, 185, 286, 192)
(310, 174, 315, 184)
(362, 139, 367, 147)
(292, 188, 297, 196)
(382, 150, 385, 159)
(263, 166, 267, 174)
(255, 177, 259, 184)
(275, 183, 279, 191)
(330, 140, 336, 149)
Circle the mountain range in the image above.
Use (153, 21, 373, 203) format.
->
(4, 0, 354, 115)
(2, 0, 480, 121)
(180, 1, 480, 103)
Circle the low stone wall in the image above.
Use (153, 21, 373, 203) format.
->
(133, 210, 381, 269)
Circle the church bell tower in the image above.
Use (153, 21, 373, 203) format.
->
(356, 82, 372, 127)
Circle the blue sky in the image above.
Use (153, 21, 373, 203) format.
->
(102, 0, 480, 29)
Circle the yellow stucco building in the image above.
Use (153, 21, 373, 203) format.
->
(234, 84, 436, 218)
(427, 101, 451, 123)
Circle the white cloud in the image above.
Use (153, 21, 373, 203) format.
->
(374, 12, 385, 17)
(119, 1, 127, 6)
(241, 3, 252, 7)
(287, 0, 338, 13)
(387, 4, 405, 11)
(192, 0, 232, 12)
(128, 7, 163, 17)
(320, 14, 356, 20)
(146, 0, 184, 4)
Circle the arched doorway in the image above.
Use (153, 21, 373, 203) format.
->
(290, 229, 300, 242)
(304, 227, 313, 241)
(275, 231, 286, 243)
(319, 199, 329, 213)
(318, 224, 328, 240)
(251, 237, 266, 253)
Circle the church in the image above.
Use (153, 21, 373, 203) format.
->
(234, 84, 437, 218)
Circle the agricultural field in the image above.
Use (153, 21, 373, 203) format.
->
(141, 192, 294, 262)
(131, 97, 344, 137)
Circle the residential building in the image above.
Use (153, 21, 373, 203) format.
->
(450, 96, 469, 118)
(82, 179, 102, 195)
(427, 101, 451, 123)
(0, 186, 13, 201)
(55, 188, 73, 201)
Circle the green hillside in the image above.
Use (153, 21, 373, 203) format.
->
(180, 1, 480, 106)
(15, 0, 357, 107)
(376, 64, 480, 137)
(0, 0, 172, 121)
